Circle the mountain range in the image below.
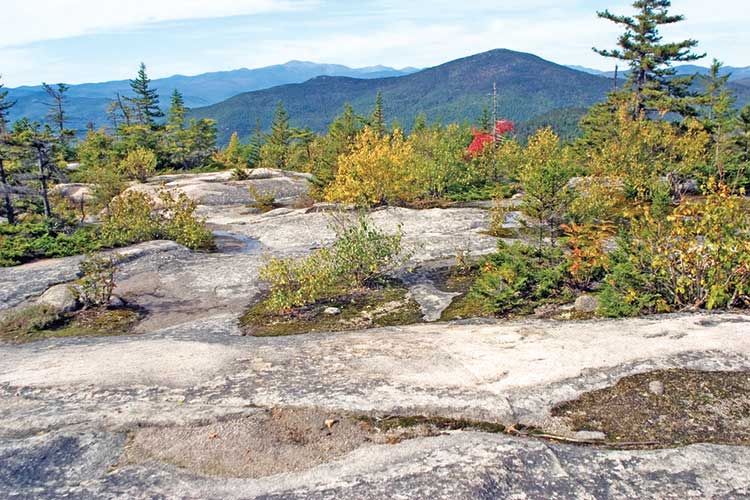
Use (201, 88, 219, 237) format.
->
(6, 62, 418, 133)
(569, 64, 750, 81)
(6, 50, 750, 145)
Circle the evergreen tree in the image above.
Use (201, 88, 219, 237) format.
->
(736, 105, 750, 165)
(42, 83, 70, 135)
(371, 91, 386, 136)
(126, 63, 163, 125)
(478, 106, 492, 132)
(247, 119, 263, 167)
(167, 89, 186, 130)
(269, 101, 292, 147)
(329, 103, 362, 143)
(699, 59, 738, 181)
(594, 0, 705, 117)
(0, 76, 16, 135)
(412, 113, 428, 133)
(0, 76, 16, 223)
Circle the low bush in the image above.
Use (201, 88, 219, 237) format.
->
(599, 182, 750, 317)
(0, 304, 63, 339)
(120, 147, 157, 183)
(258, 214, 405, 313)
(73, 253, 119, 308)
(464, 241, 572, 316)
(0, 220, 101, 266)
(101, 189, 214, 250)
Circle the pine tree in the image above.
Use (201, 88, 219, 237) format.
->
(371, 91, 386, 136)
(594, 0, 705, 118)
(736, 105, 750, 165)
(412, 113, 427, 133)
(329, 103, 361, 143)
(167, 89, 186, 130)
(127, 63, 163, 125)
(248, 119, 263, 167)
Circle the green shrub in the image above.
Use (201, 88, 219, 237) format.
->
(100, 191, 160, 247)
(330, 214, 405, 288)
(467, 241, 572, 316)
(101, 189, 214, 251)
(599, 182, 750, 317)
(259, 248, 339, 313)
(0, 221, 101, 266)
(258, 214, 404, 313)
(73, 253, 119, 308)
(120, 147, 157, 183)
(0, 304, 62, 339)
(158, 190, 215, 250)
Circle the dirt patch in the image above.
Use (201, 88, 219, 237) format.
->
(552, 369, 750, 447)
(240, 284, 422, 337)
(121, 408, 513, 478)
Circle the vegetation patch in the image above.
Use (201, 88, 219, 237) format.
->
(552, 369, 750, 447)
(0, 304, 143, 344)
(240, 282, 422, 337)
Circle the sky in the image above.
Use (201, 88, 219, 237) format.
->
(1, 0, 748, 87)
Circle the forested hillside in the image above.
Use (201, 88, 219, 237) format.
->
(189, 49, 618, 143)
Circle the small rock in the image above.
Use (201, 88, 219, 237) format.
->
(323, 307, 341, 316)
(574, 294, 599, 313)
(109, 295, 126, 308)
(324, 418, 338, 430)
(37, 284, 79, 313)
(574, 431, 607, 441)
(648, 380, 665, 396)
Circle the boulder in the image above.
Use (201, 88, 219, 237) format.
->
(323, 307, 341, 316)
(574, 294, 599, 313)
(51, 183, 94, 204)
(37, 284, 79, 313)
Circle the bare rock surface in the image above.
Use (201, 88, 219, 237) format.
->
(0, 312, 749, 497)
(2, 172, 750, 498)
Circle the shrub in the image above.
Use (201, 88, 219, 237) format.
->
(467, 241, 571, 316)
(324, 127, 421, 206)
(599, 182, 750, 317)
(100, 191, 160, 247)
(73, 253, 119, 308)
(561, 222, 614, 290)
(101, 189, 214, 250)
(248, 185, 276, 212)
(0, 304, 62, 339)
(0, 220, 101, 266)
(158, 190, 215, 250)
(120, 147, 157, 183)
(330, 214, 405, 288)
(258, 214, 404, 313)
(259, 249, 339, 313)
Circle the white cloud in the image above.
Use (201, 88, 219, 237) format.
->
(1, 0, 317, 47)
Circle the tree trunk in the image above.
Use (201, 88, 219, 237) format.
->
(0, 158, 14, 224)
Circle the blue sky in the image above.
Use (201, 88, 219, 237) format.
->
(2, 0, 748, 87)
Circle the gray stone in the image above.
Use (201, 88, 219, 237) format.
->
(109, 295, 126, 308)
(50, 183, 94, 204)
(648, 380, 665, 396)
(323, 307, 341, 316)
(574, 430, 607, 441)
(408, 283, 460, 322)
(574, 294, 599, 313)
(37, 284, 79, 313)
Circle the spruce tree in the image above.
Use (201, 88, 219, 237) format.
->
(700, 60, 738, 180)
(478, 107, 492, 132)
(127, 63, 163, 125)
(42, 83, 69, 135)
(269, 101, 291, 147)
(167, 89, 186, 130)
(371, 91, 386, 136)
(594, 0, 705, 117)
